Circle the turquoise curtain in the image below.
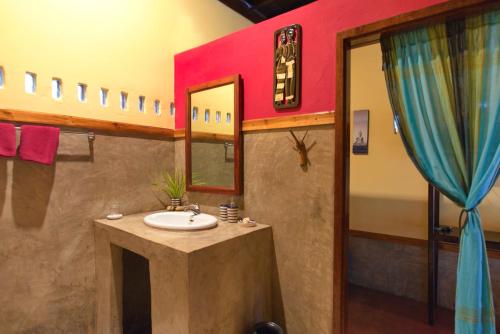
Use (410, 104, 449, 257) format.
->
(381, 10, 499, 334)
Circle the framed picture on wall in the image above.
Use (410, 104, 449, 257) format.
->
(352, 109, 369, 154)
(273, 24, 302, 110)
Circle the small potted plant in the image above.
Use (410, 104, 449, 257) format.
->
(153, 168, 186, 207)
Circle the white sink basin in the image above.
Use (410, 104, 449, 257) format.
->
(144, 212, 218, 231)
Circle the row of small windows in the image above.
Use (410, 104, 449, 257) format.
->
(25, 73, 159, 114)
(0, 68, 171, 116)
(0, 67, 4, 87)
(192, 107, 231, 124)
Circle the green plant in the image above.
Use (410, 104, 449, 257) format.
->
(153, 168, 186, 199)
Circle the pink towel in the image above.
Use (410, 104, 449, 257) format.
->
(19, 125, 60, 165)
(0, 123, 17, 157)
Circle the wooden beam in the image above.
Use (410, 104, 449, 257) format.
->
(333, 30, 349, 334)
(342, 0, 499, 48)
(0, 109, 174, 138)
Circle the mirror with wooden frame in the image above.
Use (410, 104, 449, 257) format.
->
(185, 74, 242, 194)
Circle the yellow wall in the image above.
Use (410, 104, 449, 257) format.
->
(191, 83, 234, 135)
(0, 0, 251, 129)
(349, 43, 499, 239)
(350, 43, 429, 239)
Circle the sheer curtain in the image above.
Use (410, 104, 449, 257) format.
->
(381, 10, 499, 334)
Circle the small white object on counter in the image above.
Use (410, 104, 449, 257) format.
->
(106, 213, 123, 220)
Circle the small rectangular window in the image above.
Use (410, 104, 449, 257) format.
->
(51, 78, 62, 100)
(204, 109, 210, 123)
(100, 88, 109, 107)
(154, 100, 161, 115)
(216, 111, 221, 123)
(226, 113, 231, 124)
(192, 106, 198, 120)
(138, 96, 146, 112)
(120, 92, 128, 110)
(169, 102, 175, 116)
(77, 84, 87, 102)
(25, 72, 36, 94)
(0, 67, 5, 88)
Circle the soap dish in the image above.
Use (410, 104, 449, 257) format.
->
(239, 217, 257, 227)
(106, 213, 123, 220)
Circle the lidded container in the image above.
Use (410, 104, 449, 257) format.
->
(219, 204, 228, 221)
(227, 201, 239, 223)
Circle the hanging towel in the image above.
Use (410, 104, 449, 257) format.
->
(0, 123, 17, 157)
(19, 125, 60, 165)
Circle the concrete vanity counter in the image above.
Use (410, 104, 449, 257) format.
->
(94, 212, 272, 334)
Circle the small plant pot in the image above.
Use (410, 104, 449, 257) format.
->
(171, 198, 181, 207)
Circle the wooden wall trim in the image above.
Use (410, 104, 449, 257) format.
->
(191, 131, 234, 142)
(174, 128, 185, 138)
(242, 111, 335, 132)
(174, 111, 335, 139)
(439, 243, 500, 259)
(349, 230, 500, 259)
(0, 109, 174, 138)
(349, 230, 427, 247)
(1, 109, 330, 141)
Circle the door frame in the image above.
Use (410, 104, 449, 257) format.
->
(333, 0, 500, 333)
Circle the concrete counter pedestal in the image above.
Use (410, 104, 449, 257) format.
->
(94, 212, 272, 334)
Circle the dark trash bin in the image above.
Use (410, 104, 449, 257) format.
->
(252, 322, 284, 334)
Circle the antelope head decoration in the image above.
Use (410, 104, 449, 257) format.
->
(288, 129, 315, 171)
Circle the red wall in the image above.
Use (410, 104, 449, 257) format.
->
(174, 0, 447, 129)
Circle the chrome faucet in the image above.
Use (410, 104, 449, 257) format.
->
(184, 203, 201, 215)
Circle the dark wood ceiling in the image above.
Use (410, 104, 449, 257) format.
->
(218, 0, 317, 23)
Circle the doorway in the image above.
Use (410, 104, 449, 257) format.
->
(346, 42, 454, 333)
(332, 1, 500, 333)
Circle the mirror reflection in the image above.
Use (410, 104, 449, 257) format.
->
(190, 83, 235, 188)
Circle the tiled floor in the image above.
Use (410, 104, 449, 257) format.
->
(348, 285, 454, 334)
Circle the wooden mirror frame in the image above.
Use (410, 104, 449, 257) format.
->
(185, 74, 242, 195)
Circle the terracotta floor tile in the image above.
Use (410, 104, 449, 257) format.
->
(348, 285, 454, 334)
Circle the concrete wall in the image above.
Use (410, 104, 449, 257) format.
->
(349, 236, 500, 323)
(176, 125, 335, 334)
(0, 133, 174, 333)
